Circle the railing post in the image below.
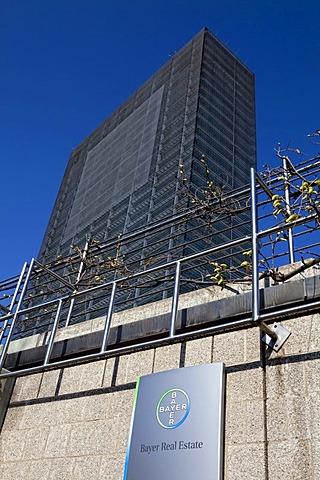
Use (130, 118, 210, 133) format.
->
(282, 157, 295, 264)
(169, 261, 181, 338)
(251, 169, 260, 322)
(0, 259, 35, 370)
(8, 262, 28, 313)
(43, 299, 63, 365)
(100, 282, 117, 353)
(0, 262, 28, 345)
(65, 239, 91, 327)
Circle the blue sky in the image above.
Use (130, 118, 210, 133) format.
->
(1, 0, 319, 280)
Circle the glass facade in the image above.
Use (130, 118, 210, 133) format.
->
(38, 28, 256, 270)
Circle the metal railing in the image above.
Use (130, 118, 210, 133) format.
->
(1, 161, 320, 378)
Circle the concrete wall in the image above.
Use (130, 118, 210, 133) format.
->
(0, 274, 319, 479)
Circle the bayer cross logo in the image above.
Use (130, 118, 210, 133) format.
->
(156, 388, 190, 429)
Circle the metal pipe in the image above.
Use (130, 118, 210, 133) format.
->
(260, 321, 277, 340)
(282, 157, 295, 263)
(0, 259, 35, 370)
(289, 156, 320, 175)
(100, 282, 117, 352)
(64, 298, 75, 328)
(9, 262, 28, 313)
(251, 168, 260, 322)
(65, 239, 90, 327)
(62, 186, 252, 261)
(169, 261, 181, 338)
(0, 263, 28, 345)
(256, 212, 317, 238)
(33, 260, 75, 290)
(43, 299, 63, 365)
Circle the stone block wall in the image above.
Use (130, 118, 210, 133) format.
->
(1, 322, 319, 479)
(0, 279, 320, 479)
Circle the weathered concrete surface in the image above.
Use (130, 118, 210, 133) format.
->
(0, 370, 15, 432)
(5, 279, 251, 355)
(1, 267, 320, 479)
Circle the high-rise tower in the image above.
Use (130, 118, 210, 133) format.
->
(39, 28, 256, 268)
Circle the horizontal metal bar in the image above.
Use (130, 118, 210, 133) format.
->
(31, 186, 251, 275)
(288, 156, 320, 176)
(1, 236, 253, 321)
(0, 275, 21, 288)
(256, 213, 318, 238)
(33, 260, 75, 290)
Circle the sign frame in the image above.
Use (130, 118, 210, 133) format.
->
(124, 362, 225, 480)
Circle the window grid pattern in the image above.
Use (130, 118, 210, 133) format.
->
(36, 29, 256, 322)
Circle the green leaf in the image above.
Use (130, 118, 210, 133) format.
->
(285, 213, 300, 223)
(240, 261, 251, 267)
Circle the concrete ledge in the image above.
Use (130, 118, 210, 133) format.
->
(3, 272, 320, 372)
